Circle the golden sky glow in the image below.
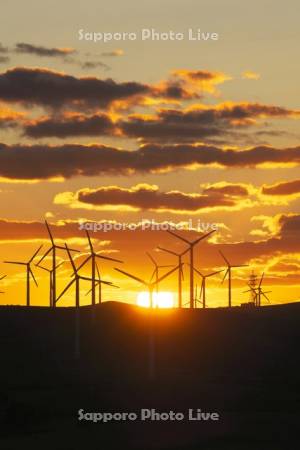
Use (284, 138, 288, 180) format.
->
(0, 0, 300, 307)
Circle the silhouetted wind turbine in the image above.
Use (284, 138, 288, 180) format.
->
(85, 262, 119, 303)
(58, 244, 118, 359)
(76, 230, 123, 307)
(37, 221, 79, 307)
(166, 230, 215, 308)
(115, 263, 180, 381)
(219, 250, 248, 308)
(146, 252, 174, 294)
(115, 264, 180, 308)
(244, 272, 271, 306)
(192, 266, 223, 308)
(0, 274, 6, 294)
(56, 244, 113, 308)
(4, 246, 42, 306)
(194, 284, 202, 308)
(157, 246, 187, 308)
(36, 261, 64, 307)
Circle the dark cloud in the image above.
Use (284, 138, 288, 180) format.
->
(0, 118, 18, 129)
(202, 183, 250, 197)
(175, 70, 225, 82)
(277, 214, 300, 239)
(120, 103, 300, 142)
(15, 43, 75, 57)
(0, 56, 9, 64)
(0, 43, 8, 54)
(76, 184, 237, 212)
(154, 83, 199, 100)
(81, 61, 110, 70)
(0, 143, 300, 180)
(24, 114, 115, 138)
(269, 261, 300, 273)
(262, 179, 300, 196)
(0, 67, 150, 109)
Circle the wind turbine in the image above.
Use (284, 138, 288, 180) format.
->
(56, 244, 113, 308)
(115, 263, 180, 381)
(36, 261, 64, 307)
(219, 250, 248, 308)
(115, 264, 180, 308)
(0, 274, 6, 294)
(192, 266, 223, 308)
(166, 230, 216, 308)
(36, 221, 79, 308)
(244, 273, 271, 306)
(76, 230, 123, 307)
(57, 244, 117, 359)
(146, 252, 174, 295)
(157, 246, 187, 308)
(85, 262, 120, 303)
(4, 246, 42, 306)
(194, 284, 202, 308)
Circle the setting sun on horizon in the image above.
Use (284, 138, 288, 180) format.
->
(137, 291, 175, 308)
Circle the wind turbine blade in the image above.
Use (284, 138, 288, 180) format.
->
(45, 220, 54, 244)
(155, 264, 180, 285)
(55, 261, 64, 270)
(96, 262, 101, 280)
(259, 272, 265, 288)
(4, 261, 27, 266)
(55, 245, 80, 253)
(232, 264, 249, 268)
(65, 243, 76, 274)
(200, 279, 203, 300)
(95, 253, 123, 263)
(221, 269, 229, 284)
(109, 283, 120, 289)
(0, 275, 7, 281)
(181, 247, 190, 257)
(166, 229, 190, 244)
(35, 247, 52, 266)
(29, 244, 43, 263)
(157, 246, 178, 257)
(262, 293, 270, 302)
(85, 287, 93, 296)
(191, 265, 204, 278)
(180, 263, 184, 281)
(56, 278, 75, 302)
(207, 269, 224, 277)
(114, 267, 147, 286)
(192, 229, 216, 245)
(29, 267, 38, 287)
(76, 254, 92, 272)
(158, 265, 174, 268)
(150, 268, 156, 283)
(86, 230, 94, 252)
(81, 275, 114, 286)
(36, 265, 50, 273)
(219, 250, 230, 266)
(249, 286, 257, 292)
(98, 279, 115, 286)
(146, 251, 157, 267)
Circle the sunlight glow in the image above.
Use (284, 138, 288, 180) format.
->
(137, 291, 174, 308)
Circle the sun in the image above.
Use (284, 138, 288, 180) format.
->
(137, 291, 174, 308)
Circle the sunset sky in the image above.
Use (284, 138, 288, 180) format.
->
(0, 0, 300, 306)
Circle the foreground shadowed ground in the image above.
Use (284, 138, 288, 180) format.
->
(0, 301, 299, 449)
